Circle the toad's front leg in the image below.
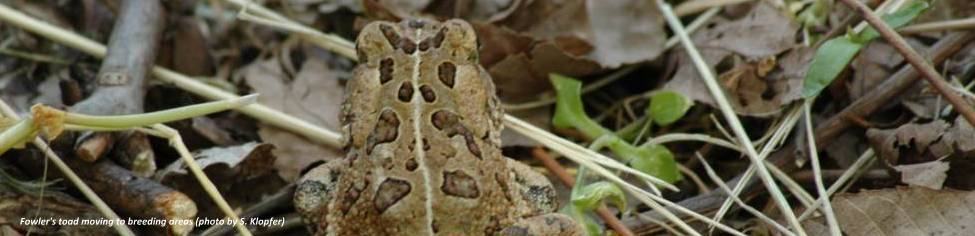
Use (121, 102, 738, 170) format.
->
(502, 158, 583, 235)
(294, 160, 347, 234)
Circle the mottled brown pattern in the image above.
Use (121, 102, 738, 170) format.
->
(294, 19, 581, 236)
(437, 62, 455, 88)
(441, 170, 480, 198)
(379, 24, 399, 50)
(400, 38, 417, 54)
(379, 58, 394, 84)
(419, 85, 436, 102)
(365, 109, 399, 155)
(374, 178, 411, 213)
(398, 81, 413, 102)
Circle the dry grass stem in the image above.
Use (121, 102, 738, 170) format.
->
(0, 99, 135, 236)
(656, 0, 805, 233)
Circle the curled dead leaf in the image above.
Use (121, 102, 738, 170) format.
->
(867, 118, 975, 189)
(866, 121, 950, 166)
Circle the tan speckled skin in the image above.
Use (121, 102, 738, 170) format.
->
(294, 19, 581, 236)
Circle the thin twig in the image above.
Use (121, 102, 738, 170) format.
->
(655, 0, 806, 234)
(838, 0, 975, 127)
(899, 17, 975, 34)
(530, 148, 634, 236)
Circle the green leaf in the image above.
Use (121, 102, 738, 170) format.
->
(550, 74, 612, 138)
(856, 1, 930, 42)
(550, 74, 681, 183)
(593, 136, 682, 183)
(801, 36, 863, 98)
(648, 91, 693, 126)
(629, 144, 681, 183)
(801, 1, 930, 98)
(572, 181, 626, 211)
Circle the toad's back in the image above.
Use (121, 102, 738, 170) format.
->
(295, 19, 581, 236)
(329, 19, 520, 235)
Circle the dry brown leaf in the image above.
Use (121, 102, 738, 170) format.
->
(582, 0, 665, 67)
(947, 116, 975, 155)
(867, 121, 950, 166)
(471, 0, 666, 101)
(474, 23, 533, 67)
(663, 2, 801, 117)
(241, 56, 343, 182)
(945, 115, 975, 190)
(482, 35, 602, 101)
(849, 42, 903, 100)
(845, 39, 935, 118)
(866, 118, 975, 189)
(901, 94, 942, 119)
(362, 0, 432, 20)
(157, 142, 287, 218)
(513, 0, 665, 68)
(825, 131, 872, 168)
(160, 18, 214, 77)
(893, 160, 950, 190)
(422, 0, 516, 20)
(695, 3, 798, 60)
(663, 48, 733, 106)
(832, 187, 975, 236)
(0, 65, 66, 115)
(799, 216, 832, 236)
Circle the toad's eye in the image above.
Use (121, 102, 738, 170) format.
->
(440, 20, 478, 63)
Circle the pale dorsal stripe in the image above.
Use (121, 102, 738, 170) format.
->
(409, 27, 436, 235)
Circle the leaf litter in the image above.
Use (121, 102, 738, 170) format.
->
(1, 0, 975, 235)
